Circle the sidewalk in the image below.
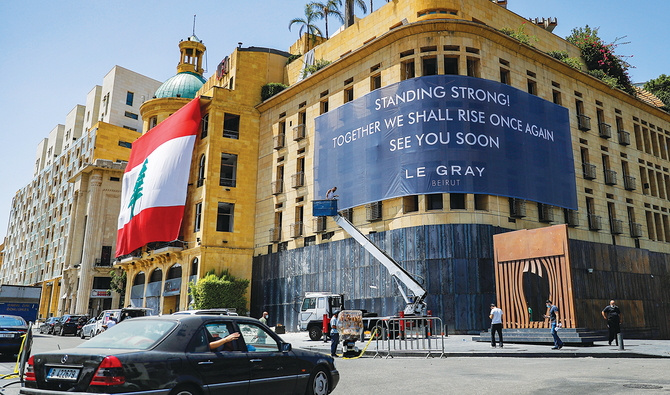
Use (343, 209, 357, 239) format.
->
(278, 332, 670, 359)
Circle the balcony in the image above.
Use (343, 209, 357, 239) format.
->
(598, 122, 612, 139)
(538, 204, 554, 223)
(618, 130, 631, 146)
(146, 240, 186, 256)
(509, 198, 526, 218)
(313, 217, 327, 233)
(610, 218, 624, 234)
(583, 163, 597, 180)
(624, 175, 636, 191)
(290, 222, 303, 238)
(271, 179, 283, 195)
(291, 172, 305, 188)
(366, 201, 383, 221)
(273, 133, 285, 150)
(94, 258, 112, 267)
(293, 124, 306, 141)
(604, 169, 617, 185)
(630, 222, 643, 238)
(269, 227, 281, 243)
(588, 214, 602, 231)
(565, 209, 579, 227)
(577, 114, 591, 131)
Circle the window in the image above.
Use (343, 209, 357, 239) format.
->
(220, 153, 237, 187)
(552, 90, 562, 106)
(149, 116, 158, 130)
(426, 194, 443, 210)
(450, 193, 466, 209)
(124, 111, 139, 120)
(126, 91, 134, 106)
(466, 58, 480, 77)
(223, 113, 240, 139)
(344, 87, 354, 103)
(474, 195, 488, 211)
(197, 155, 206, 187)
(401, 60, 415, 80)
(422, 57, 437, 76)
(118, 141, 132, 149)
(216, 202, 234, 232)
(527, 79, 537, 95)
(444, 57, 458, 75)
(320, 99, 329, 114)
(201, 113, 209, 139)
(237, 322, 279, 352)
(403, 195, 419, 213)
(194, 203, 202, 232)
(370, 74, 381, 91)
(500, 68, 510, 85)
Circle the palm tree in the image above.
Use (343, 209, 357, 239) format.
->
(344, 0, 367, 27)
(309, 0, 344, 40)
(289, 4, 324, 52)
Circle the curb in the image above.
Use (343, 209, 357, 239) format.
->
(358, 350, 670, 359)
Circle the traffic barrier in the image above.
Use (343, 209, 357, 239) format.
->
(372, 316, 446, 359)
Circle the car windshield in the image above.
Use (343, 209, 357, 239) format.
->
(78, 319, 176, 350)
(0, 316, 25, 326)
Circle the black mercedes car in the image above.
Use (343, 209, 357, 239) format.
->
(21, 315, 338, 395)
(52, 315, 88, 337)
(38, 317, 59, 335)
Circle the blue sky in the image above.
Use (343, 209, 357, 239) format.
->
(0, 0, 668, 240)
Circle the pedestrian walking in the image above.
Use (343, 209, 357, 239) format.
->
(330, 310, 340, 357)
(543, 300, 563, 350)
(489, 303, 503, 348)
(602, 300, 623, 346)
(259, 311, 269, 326)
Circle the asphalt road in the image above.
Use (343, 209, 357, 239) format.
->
(1, 332, 668, 395)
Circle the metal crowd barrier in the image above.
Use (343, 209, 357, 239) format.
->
(372, 316, 446, 359)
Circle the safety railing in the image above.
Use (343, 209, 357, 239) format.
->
(372, 316, 446, 359)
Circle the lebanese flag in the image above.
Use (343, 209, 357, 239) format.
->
(116, 97, 201, 257)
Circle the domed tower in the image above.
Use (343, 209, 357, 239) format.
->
(141, 34, 207, 133)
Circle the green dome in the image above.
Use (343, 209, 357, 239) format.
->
(154, 72, 207, 99)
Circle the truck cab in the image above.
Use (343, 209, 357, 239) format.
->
(298, 292, 343, 340)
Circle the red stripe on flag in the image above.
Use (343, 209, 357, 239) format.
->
(115, 205, 185, 257)
(126, 97, 201, 171)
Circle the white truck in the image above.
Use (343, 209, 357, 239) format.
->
(299, 200, 429, 341)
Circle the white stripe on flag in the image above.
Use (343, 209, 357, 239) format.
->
(118, 135, 196, 230)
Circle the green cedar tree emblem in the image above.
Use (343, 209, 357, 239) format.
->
(128, 158, 148, 219)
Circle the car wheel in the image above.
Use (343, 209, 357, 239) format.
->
(40, 327, 44, 334)
(308, 326, 323, 341)
(307, 368, 329, 395)
(169, 384, 200, 395)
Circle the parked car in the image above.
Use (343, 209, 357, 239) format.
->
(172, 308, 239, 316)
(38, 317, 59, 335)
(93, 307, 152, 336)
(79, 318, 97, 339)
(52, 315, 88, 337)
(22, 315, 339, 395)
(0, 315, 28, 355)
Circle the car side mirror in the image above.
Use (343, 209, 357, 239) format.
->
(282, 342, 292, 353)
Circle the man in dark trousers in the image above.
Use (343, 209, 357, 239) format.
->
(489, 303, 503, 348)
(543, 300, 563, 350)
(330, 310, 340, 357)
(602, 300, 623, 346)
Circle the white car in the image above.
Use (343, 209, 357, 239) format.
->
(79, 318, 97, 339)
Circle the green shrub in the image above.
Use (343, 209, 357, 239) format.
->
(587, 69, 620, 90)
(301, 58, 332, 79)
(286, 53, 302, 65)
(547, 50, 583, 70)
(500, 24, 538, 47)
(261, 83, 288, 101)
(189, 269, 249, 314)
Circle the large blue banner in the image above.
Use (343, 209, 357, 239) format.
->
(314, 75, 577, 210)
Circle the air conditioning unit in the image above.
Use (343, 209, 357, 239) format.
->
(366, 202, 383, 221)
(314, 217, 327, 233)
(509, 198, 526, 218)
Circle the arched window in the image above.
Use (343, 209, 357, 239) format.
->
(197, 155, 206, 187)
(191, 258, 199, 276)
(133, 272, 145, 286)
(149, 268, 163, 283)
(167, 263, 182, 280)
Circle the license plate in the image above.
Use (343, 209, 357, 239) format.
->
(0, 333, 13, 338)
(47, 368, 80, 380)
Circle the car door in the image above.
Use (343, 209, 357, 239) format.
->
(238, 321, 298, 395)
(185, 321, 249, 395)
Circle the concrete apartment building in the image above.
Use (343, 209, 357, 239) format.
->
(1, 66, 161, 319)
